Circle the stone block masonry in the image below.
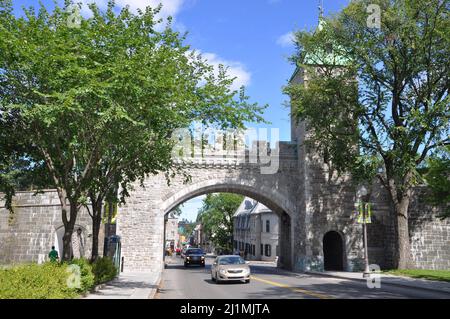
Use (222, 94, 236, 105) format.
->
(0, 190, 99, 264)
(0, 158, 448, 272)
(1, 148, 449, 272)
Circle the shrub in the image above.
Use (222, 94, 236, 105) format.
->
(0, 257, 118, 299)
(0, 262, 79, 299)
(92, 257, 117, 285)
(69, 258, 95, 293)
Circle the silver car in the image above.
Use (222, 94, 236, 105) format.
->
(211, 255, 250, 284)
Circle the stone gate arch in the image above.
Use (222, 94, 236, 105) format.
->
(116, 151, 301, 273)
(160, 178, 296, 218)
(159, 178, 295, 270)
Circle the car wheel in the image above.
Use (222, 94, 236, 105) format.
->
(211, 273, 215, 281)
(184, 262, 187, 267)
(215, 272, 221, 284)
(245, 279, 250, 284)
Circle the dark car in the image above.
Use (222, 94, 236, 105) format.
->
(184, 248, 205, 267)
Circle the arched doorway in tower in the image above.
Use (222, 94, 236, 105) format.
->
(323, 231, 344, 271)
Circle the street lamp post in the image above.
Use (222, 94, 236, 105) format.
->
(357, 186, 371, 278)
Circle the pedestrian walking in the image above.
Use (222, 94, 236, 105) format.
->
(48, 246, 59, 262)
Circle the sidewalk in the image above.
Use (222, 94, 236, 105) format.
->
(248, 260, 277, 265)
(83, 272, 161, 299)
(307, 270, 450, 294)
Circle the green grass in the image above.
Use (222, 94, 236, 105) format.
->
(384, 269, 450, 282)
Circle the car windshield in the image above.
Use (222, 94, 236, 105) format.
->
(218, 256, 245, 265)
(186, 249, 203, 255)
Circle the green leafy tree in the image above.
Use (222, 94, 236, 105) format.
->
(0, 111, 53, 216)
(0, 0, 265, 260)
(285, 0, 449, 268)
(425, 147, 450, 219)
(181, 222, 195, 238)
(197, 193, 243, 253)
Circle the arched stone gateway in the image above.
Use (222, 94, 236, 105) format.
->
(116, 146, 304, 273)
(161, 178, 295, 269)
(115, 136, 361, 273)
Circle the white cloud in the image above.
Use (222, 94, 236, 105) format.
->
(276, 31, 295, 47)
(116, 0, 184, 18)
(200, 52, 251, 91)
(79, 0, 185, 22)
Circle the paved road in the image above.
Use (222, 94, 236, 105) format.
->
(156, 256, 450, 299)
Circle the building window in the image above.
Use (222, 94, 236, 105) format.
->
(252, 245, 255, 256)
(266, 220, 270, 233)
(265, 244, 271, 257)
(260, 244, 263, 256)
(234, 240, 237, 249)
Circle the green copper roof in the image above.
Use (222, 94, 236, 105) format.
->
(288, 17, 351, 83)
(302, 17, 350, 67)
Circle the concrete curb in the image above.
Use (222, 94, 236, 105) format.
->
(148, 271, 163, 299)
(80, 281, 112, 298)
(306, 271, 450, 295)
(92, 283, 107, 292)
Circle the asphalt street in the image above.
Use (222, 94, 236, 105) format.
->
(155, 255, 450, 299)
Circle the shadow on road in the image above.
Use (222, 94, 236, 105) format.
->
(245, 278, 448, 299)
(165, 264, 207, 270)
(203, 279, 248, 285)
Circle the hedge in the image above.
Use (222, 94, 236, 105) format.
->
(0, 262, 79, 299)
(69, 258, 95, 294)
(92, 257, 118, 285)
(0, 257, 118, 299)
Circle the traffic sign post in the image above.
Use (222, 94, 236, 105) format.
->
(356, 186, 371, 279)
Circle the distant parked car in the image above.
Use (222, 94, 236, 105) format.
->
(184, 248, 205, 267)
(211, 255, 250, 284)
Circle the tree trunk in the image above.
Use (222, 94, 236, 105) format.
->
(394, 196, 413, 269)
(62, 224, 74, 261)
(91, 199, 103, 262)
(62, 202, 78, 261)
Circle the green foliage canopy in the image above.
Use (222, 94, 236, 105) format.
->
(0, 0, 266, 258)
(197, 193, 243, 252)
(425, 147, 450, 218)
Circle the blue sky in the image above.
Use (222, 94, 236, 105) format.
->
(11, 0, 350, 220)
(177, 195, 205, 222)
(12, 0, 350, 142)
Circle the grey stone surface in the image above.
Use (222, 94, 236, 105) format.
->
(0, 190, 101, 264)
